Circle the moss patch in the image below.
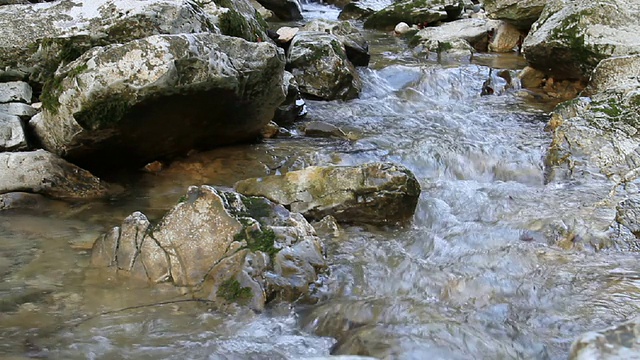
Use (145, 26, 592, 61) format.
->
(217, 278, 252, 302)
(74, 93, 131, 130)
(234, 226, 279, 258)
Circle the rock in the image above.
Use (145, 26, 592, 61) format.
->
(287, 32, 362, 101)
(364, 0, 463, 31)
(249, 0, 274, 21)
(0, 81, 32, 103)
(0, 192, 64, 211)
(394, 22, 412, 35)
(522, 0, 640, 81)
(0, 102, 36, 120)
(302, 121, 347, 138)
(312, 215, 342, 239)
(0, 150, 111, 199)
(31, 33, 286, 171)
(412, 18, 500, 54)
(338, 3, 375, 21)
(617, 196, 640, 236)
(320, 0, 352, 9)
(569, 317, 640, 360)
(482, 0, 546, 29)
(303, 357, 378, 360)
(273, 71, 306, 126)
(261, 121, 280, 138)
(197, 0, 269, 42)
(276, 26, 299, 43)
(234, 162, 421, 225)
(488, 21, 524, 52)
(91, 186, 326, 310)
(0, 112, 27, 151)
(303, 19, 370, 67)
(255, 0, 302, 21)
(0, 0, 216, 82)
(582, 54, 640, 98)
(518, 66, 545, 88)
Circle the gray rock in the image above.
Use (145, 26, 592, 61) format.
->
(0, 81, 32, 103)
(234, 162, 421, 225)
(338, 3, 375, 21)
(91, 186, 326, 310)
(273, 71, 306, 126)
(582, 54, 640, 98)
(617, 196, 640, 236)
(412, 18, 501, 58)
(522, 0, 640, 80)
(0, 102, 36, 120)
(364, 0, 462, 31)
(0, 150, 111, 199)
(31, 33, 285, 171)
(569, 317, 640, 360)
(303, 19, 370, 67)
(0, 0, 216, 81)
(303, 121, 347, 138)
(0, 112, 27, 150)
(288, 32, 362, 101)
(255, 0, 302, 20)
(197, 0, 269, 42)
(483, 0, 546, 29)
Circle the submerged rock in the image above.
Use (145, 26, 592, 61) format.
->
(569, 317, 640, 359)
(0, 150, 111, 199)
(31, 33, 285, 171)
(91, 186, 326, 310)
(234, 162, 421, 225)
(287, 32, 362, 101)
(522, 0, 640, 81)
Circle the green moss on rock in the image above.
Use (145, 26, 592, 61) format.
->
(217, 278, 252, 302)
(74, 94, 131, 131)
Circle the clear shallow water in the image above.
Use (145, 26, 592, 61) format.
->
(2, 12, 640, 360)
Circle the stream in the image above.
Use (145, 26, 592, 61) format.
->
(2, 3, 640, 359)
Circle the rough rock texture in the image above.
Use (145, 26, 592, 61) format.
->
(0, 150, 110, 199)
(287, 32, 362, 101)
(0, 0, 216, 81)
(488, 21, 524, 52)
(0, 81, 32, 103)
(91, 186, 326, 310)
(273, 71, 306, 126)
(569, 317, 640, 360)
(518, 66, 546, 88)
(0, 112, 27, 151)
(197, 0, 269, 42)
(303, 121, 347, 138)
(0, 102, 36, 119)
(364, 0, 463, 30)
(234, 162, 421, 224)
(522, 0, 640, 81)
(255, 0, 302, 20)
(31, 33, 286, 171)
(412, 18, 500, 59)
(339, 3, 375, 21)
(482, 0, 546, 29)
(303, 19, 370, 67)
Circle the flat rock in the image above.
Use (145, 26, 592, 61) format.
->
(0, 102, 36, 119)
(0, 81, 32, 103)
(0, 112, 27, 150)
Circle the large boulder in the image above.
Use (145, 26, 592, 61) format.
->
(302, 19, 370, 67)
(482, 0, 546, 29)
(234, 162, 421, 225)
(0, 0, 216, 82)
(363, 0, 463, 31)
(411, 18, 500, 59)
(569, 317, 640, 360)
(0, 150, 111, 199)
(287, 32, 362, 101)
(254, 0, 302, 21)
(196, 0, 269, 42)
(91, 185, 326, 310)
(30, 33, 286, 171)
(522, 0, 640, 81)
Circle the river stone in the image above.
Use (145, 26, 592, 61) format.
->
(303, 121, 347, 138)
(616, 196, 640, 236)
(522, 0, 640, 81)
(488, 21, 524, 53)
(234, 162, 421, 224)
(582, 54, 640, 98)
(412, 18, 500, 58)
(0, 112, 27, 151)
(302, 19, 370, 67)
(287, 32, 362, 101)
(482, 0, 546, 29)
(31, 33, 286, 171)
(0, 102, 36, 120)
(255, 0, 302, 21)
(0, 0, 216, 82)
(0, 150, 110, 199)
(196, 0, 269, 42)
(363, 0, 462, 31)
(518, 66, 546, 89)
(91, 186, 326, 310)
(273, 71, 306, 126)
(569, 317, 640, 360)
(0, 81, 32, 103)
(338, 3, 375, 21)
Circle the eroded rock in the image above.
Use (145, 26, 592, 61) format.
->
(483, 0, 546, 29)
(303, 19, 370, 67)
(31, 33, 285, 171)
(234, 162, 421, 224)
(91, 186, 326, 310)
(569, 317, 640, 360)
(0, 150, 111, 199)
(0, 81, 32, 103)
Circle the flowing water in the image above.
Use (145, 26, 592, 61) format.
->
(3, 6, 640, 360)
